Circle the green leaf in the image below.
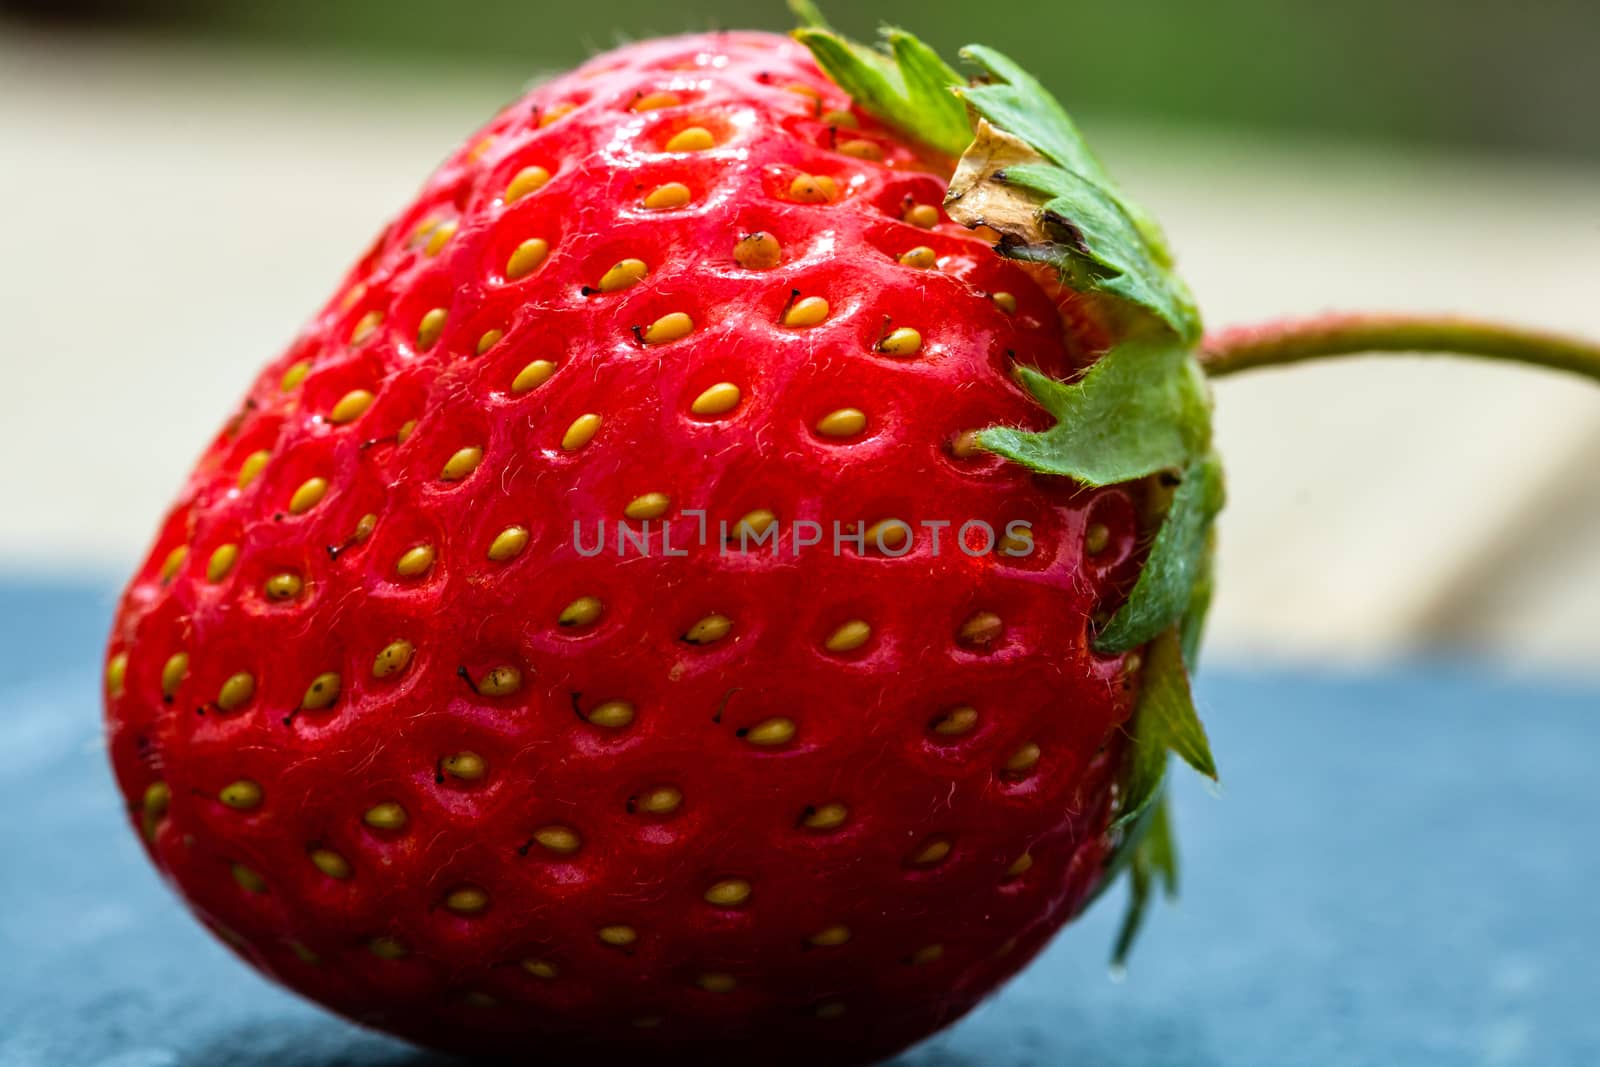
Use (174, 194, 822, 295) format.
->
(958, 44, 1172, 267)
(1111, 794, 1179, 968)
(1111, 626, 1216, 834)
(1096, 454, 1226, 654)
(975, 340, 1210, 487)
(790, 17, 973, 160)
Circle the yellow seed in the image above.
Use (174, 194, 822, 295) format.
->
(821, 108, 857, 127)
(395, 545, 435, 578)
(396, 419, 416, 444)
(904, 202, 940, 228)
(788, 173, 836, 203)
(206, 543, 240, 583)
(468, 135, 495, 162)
(808, 925, 851, 947)
(733, 231, 781, 270)
(143, 781, 170, 816)
(217, 672, 256, 712)
(505, 238, 550, 280)
(300, 672, 340, 710)
(416, 307, 448, 350)
(1006, 852, 1034, 878)
(733, 509, 776, 540)
(631, 90, 681, 111)
(363, 802, 407, 830)
(948, 430, 983, 458)
(586, 700, 635, 729)
(288, 477, 329, 515)
(1124, 652, 1144, 675)
(824, 620, 871, 653)
(1001, 526, 1034, 555)
(533, 826, 581, 855)
(682, 614, 731, 645)
(440, 446, 484, 481)
(372, 639, 414, 679)
(815, 408, 867, 438)
(503, 165, 551, 203)
(898, 245, 936, 269)
(932, 705, 979, 736)
(562, 413, 602, 450)
(158, 545, 187, 582)
(341, 283, 367, 311)
(463, 991, 497, 1008)
(287, 942, 320, 968)
(690, 382, 741, 416)
(802, 802, 848, 830)
(219, 779, 263, 810)
(328, 389, 375, 424)
(742, 717, 796, 747)
(445, 886, 489, 914)
(160, 652, 189, 699)
(442, 751, 486, 780)
(231, 863, 266, 893)
(351, 513, 377, 542)
(597, 925, 637, 947)
(816, 1002, 847, 1019)
(538, 101, 576, 127)
(424, 220, 458, 257)
(510, 359, 556, 394)
(369, 937, 407, 960)
(634, 786, 683, 815)
(522, 958, 558, 979)
(264, 572, 303, 601)
(838, 138, 883, 161)
(958, 611, 1004, 648)
(703, 878, 751, 907)
(625, 492, 670, 520)
(697, 973, 738, 993)
(477, 665, 522, 697)
(1004, 742, 1042, 775)
(909, 944, 945, 965)
(236, 449, 270, 488)
(559, 596, 603, 627)
(643, 182, 691, 209)
(106, 653, 128, 699)
(910, 837, 952, 866)
(597, 258, 648, 293)
(782, 295, 829, 328)
(280, 359, 312, 392)
(878, 327, 922, 356)
(487, 526, 530, 561)
(350, 309, 384, 343)
(992, 291, 1018, 314)
(475, 328, 505, 355)
(784, 82, 822, 102)
(665, 125, 715, 152)
(641, 312, 693, 344)
(864, 519, 910, 552)
(1084, 522, 1111, 555)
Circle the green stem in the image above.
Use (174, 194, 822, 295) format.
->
(1199, 313, 1600, 385)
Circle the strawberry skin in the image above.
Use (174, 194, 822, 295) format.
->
(104, 31, 1146, 1064)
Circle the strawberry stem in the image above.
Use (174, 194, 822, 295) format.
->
(1199, 313, 1600, 385)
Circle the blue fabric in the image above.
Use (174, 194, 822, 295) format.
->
(2, 578, 1595, 1066)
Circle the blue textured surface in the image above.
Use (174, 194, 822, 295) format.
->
(2, 578, 1596, 1067)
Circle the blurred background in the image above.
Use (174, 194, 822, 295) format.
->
(3, 0, 1598, 674)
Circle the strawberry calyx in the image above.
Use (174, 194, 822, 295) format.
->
(793, 4, 1219, 963)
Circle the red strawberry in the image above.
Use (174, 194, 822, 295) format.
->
(102, 14, 1600, 1067)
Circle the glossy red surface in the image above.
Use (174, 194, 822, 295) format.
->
(105, 31, 1144, 1063)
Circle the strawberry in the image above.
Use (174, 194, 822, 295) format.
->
(102, 10, 1600, 1065)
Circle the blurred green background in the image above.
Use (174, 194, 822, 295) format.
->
(6, 0, 1598, 160)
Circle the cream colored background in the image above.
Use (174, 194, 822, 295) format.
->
(4, 28, 1597, 674)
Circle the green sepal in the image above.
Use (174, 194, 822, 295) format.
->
(1111, 792, 1179, 968)
(1179, 530, 1218, 669)
(1096, 453, 1226, 654)
(957, 44, 1172, 268)
(790, 6, 973, 161)
(1109, 626, 1217, 835)
(977, 340, 1210, 487)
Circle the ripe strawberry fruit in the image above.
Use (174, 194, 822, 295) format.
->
(102, 11, 1600, 1065)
